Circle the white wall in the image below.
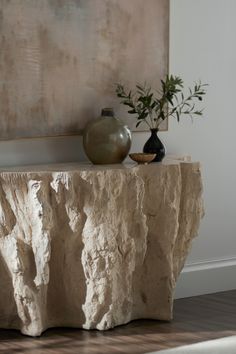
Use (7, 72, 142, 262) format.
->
(169, 0, 236, 263)
(169, 0, 236, 296)
(0, 0, 236, 295)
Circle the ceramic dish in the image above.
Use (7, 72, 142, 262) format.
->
(129, 153, 156, 164)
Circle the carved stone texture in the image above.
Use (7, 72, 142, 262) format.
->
(0, 159, 204, 336)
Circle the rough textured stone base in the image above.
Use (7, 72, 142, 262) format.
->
(0, 160, 204, 336)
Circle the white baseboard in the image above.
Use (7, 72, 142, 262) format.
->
(174, 257, 236, 299)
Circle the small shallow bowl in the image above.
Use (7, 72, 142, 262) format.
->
(129, 153, 156, 164)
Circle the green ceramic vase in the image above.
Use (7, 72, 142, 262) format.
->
(83, 108, 131, 164)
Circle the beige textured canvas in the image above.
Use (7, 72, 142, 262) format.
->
(0, 0, 169, 140)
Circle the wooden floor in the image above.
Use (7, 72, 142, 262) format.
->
(0, 290, 236, 354)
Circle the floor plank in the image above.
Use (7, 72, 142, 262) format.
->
(0, 290, 236, 353)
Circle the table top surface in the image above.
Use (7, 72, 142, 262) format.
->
(0, 156, 194, 173)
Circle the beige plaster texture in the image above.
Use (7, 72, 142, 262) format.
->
(0, 159, 204, 336)
(0, 0, 168, 139)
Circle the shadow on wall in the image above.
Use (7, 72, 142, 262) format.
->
(0, 135, 88, 167)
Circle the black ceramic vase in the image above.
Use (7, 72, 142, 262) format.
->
(143, 129, 165, 162)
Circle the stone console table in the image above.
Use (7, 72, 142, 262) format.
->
(0, 158, 204, 336)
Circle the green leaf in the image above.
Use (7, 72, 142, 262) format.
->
(123, 102, 133, 107)
(136, 84, 145, 91)
(176, 111, 180, 122)
(139, 111, 148, 119)
(136, 121, 143, 128)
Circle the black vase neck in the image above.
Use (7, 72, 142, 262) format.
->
(150, 128, 159, 133)
(101, 108, 114, 117)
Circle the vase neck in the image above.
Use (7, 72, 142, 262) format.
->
(101, 108, 114, 117)
(150, 128, 158, 134)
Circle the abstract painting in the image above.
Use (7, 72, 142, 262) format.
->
(0, 0, 169, 140)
